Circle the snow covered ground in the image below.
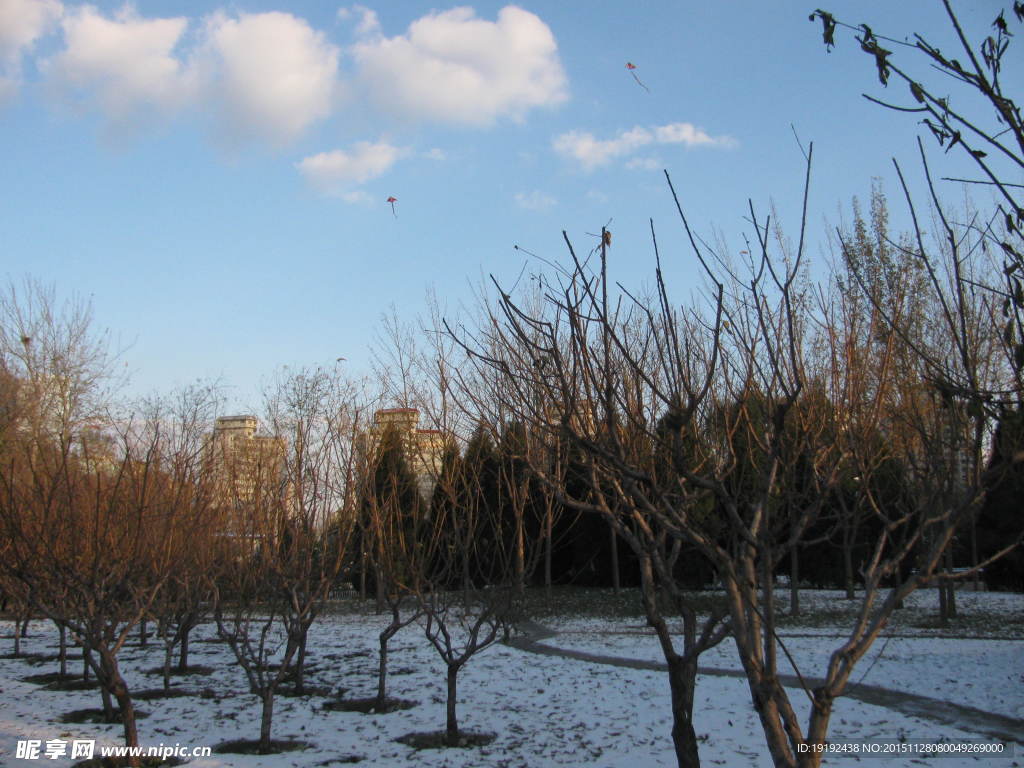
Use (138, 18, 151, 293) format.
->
(545, 590, 1024, 720)
(0, 589, 1020, 768)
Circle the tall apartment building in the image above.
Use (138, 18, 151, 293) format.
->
(206, 415, 287, 511)
(365, 407, 446, 498)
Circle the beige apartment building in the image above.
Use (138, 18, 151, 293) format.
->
(365, 407, 446, 498)
(206, 414, 287, 512)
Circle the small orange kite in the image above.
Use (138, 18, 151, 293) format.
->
(626, 62, 650, 92)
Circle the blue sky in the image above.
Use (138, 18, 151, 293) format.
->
(2, 0, 1018, 410)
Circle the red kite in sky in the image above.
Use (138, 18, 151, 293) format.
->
(386, 196, 397, 217)
(626, 62, 650, 92)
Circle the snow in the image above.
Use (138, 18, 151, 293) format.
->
(0, 590, 1021, 767)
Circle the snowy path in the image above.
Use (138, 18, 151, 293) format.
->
(508, 619, 1024, 746)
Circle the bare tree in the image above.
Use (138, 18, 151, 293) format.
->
(453, 133, 1009, 768)
(350, 418, 425, 711)
(0, 407, 215, 762)
(413, 430, 525, 748)
(0, 282, 214, 765)
(144, 383, 224, 690)
(810, 2, 1024, 401)
(211, 366, 362, 753)
(814, 1, 1024, 612)
(0, 278, 120, 447)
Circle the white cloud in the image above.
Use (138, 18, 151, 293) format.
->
(0, 0, 63, 102)
(296, 141, 404, 196)
(515, 190, 556, 211)
(338, 5, 380, 38)
(625, 156, 662, 171)
(655, 122, 736, 148)
(423, 147, 445, 161)
(351, 5, 567, 126)
(43, 6, 340, 145)
(554, 122, 736, 170)
(200, 11, 340, 146)
(341, 189, 372, 204)
(553, 127, 651, 170)
(44, 4, 194, 124)
(30, 4, 566, 148)
(0, 0, 62, 61)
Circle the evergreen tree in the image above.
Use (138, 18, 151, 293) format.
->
(977, 409, 1024, 590)
(353, 423, 420, 596)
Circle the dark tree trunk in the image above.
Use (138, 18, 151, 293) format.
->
(259, 691, 274, 754)
(58, 624, 67, 677)
(376, 627, 394, 706)
(375, 565, 385, 613)
(544, 509, 553, 597)
(86, 650, 117, 721)
(177, 625, 191, 671)
(446, 663, 461, 746)
(100, 683, 114, 721)
(138, 618, 147, 648)
(789, 542, 800, 617)
(515, 504, 526, 595)
(105, 660, 140, 764)
(666, 656, 701, 768)
(293, 628, 308, 695)
(842, 525, 855, 600)
(938, 575, 949, 627)
(639, 554, 704, 768)
(359, 552, 367, 601)
(609, 523, 621, 593)
(162, 644, 173, 692)
(944, 548, 957, 618)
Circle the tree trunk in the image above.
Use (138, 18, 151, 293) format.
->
(58, 624, 67, 677)
(938, 575, 949, 627)
(163, 644, 173, 692)
(842, 527, 855, 600)
(515, 501, 525, 595)
(748, 682, 797, 768)
(609, 523, 621, 593)
(359, 551, 367, 601)
(178, 627, 190, 672)
(293, 628, 308, 695)
(789, 543, 800, 617)
(800, 691, 835, 768)
(945, 548, 957, 618)
(259, 690, 274, 754)
(544, 508, 553, 597)
(377, 625, 396, 706)
(970, 516, 980, 592)
(82, 646, 91, 682)
(375, 565, 385, 614)
(100, 685, 114, 721)
(105, 661, 140, 767)
(446, 663, 461, 746)
(666, 657, 701, 768)
(138, 618, 147, 647)
(13, 618, 22, 656)
(638, 553, 703, 768)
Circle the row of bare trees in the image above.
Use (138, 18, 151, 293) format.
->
(436, 6, 1024, 768)
(0, 279, 535, 757)
(0, 282, 355, 758)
